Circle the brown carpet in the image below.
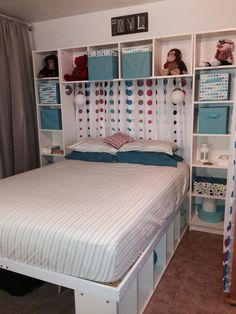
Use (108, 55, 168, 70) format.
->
(0, 230, 235, 314)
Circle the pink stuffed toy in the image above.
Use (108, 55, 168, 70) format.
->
(199, 39, 235, 67)
(64, 55, 88, 81)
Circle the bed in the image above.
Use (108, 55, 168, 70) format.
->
(0, 159, 189, 313)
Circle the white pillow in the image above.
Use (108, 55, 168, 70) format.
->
(68, 138, 118, 155)
(118, 140, 179, 155)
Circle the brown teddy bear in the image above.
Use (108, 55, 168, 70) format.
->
(64, 55, 88, 81)
(161, 48, 188, 76)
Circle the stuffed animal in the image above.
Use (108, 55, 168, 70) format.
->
(64, 55, 88, 81)
(161, 48, 188, 76)
(38, 55, 59, 78)
(199, 39, 235, 67)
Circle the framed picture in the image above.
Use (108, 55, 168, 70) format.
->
(111, 12, 148, 36)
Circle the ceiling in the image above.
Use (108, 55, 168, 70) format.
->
(0, 0, 165, 23)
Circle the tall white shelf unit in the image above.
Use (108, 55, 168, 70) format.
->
(189, 29, 236, 235)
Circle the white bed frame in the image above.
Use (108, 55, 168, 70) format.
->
(0, 193, 189, 314)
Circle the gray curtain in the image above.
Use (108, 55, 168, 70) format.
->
(0, 16, 39, 178)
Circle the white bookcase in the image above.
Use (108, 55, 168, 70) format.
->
(32, 29, 236, 235)
(189, 29, 236, 235)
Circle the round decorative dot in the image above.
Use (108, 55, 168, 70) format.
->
(100, 90, 104, 95)
(147, 99, 152, 105)
(125, 81, 133, 87)
(139, 110, 143, 114)
(148, 120, 152, 124)
(109, 90, 114, 96)
(173, 110, 177, 115)
(126, 99, 132, 105)
(138, 100, 143, 105)
(147, 110, 152, 115)
(139, 119, 143, 123)
(79, 109, 83, 113)
(147, 90, 152, 96)
(174, 121, 177, 124)
(100, 108, 104, 112)
(79, 118, 82, 122)
(137, 80, 144, 86)
(138, 90, 144, 96)
(95, 100, 99, 105)
(146, 80, 152, 87)
(126, 89, 133, 96)
(110, 99, 114, 105)
(86, 109, 89, 113)
(100, 117, 103, 121)
(100, 99, 104, 104)
(86, 91, 90, 97)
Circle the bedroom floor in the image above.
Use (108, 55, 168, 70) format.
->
(0, 230, 235, 314)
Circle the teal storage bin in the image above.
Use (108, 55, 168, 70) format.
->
(198, 106, 229, 134)
(122, 51, 152, 79)
(196, 204, 224, 223)
(88, 55, 118, 80)
(40, 107, 62, 130)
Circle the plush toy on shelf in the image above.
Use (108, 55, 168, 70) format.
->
(161, 48, 188, 76)
(199, 39, 235, 67)
(64, 55, 88, 81)
(38, 55, 59, 78)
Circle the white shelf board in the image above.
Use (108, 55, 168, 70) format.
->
(192, 160, 228, 169)
(39, 129, 63, 133)
(195, 65, 236, 71)
(36, 77, 60, 80)
(194, 100, 234, 105)
(191, 193, 226, 200)
(192, 133, 230, 137)
(41, 153, 65, 157)
(190, 213, 224, 235)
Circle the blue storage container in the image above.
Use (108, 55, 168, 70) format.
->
(88, 50, 118, 80)
(38, 80, 60, 104)
(198, 106, 229, 134)
(196, 204, 224, 223)
(40, 107, 62, 130)
(122, 46, 152, 79)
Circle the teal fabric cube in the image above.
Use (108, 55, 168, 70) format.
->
(40, 107, 62, 130)
(122, 51, 152, 79)
(198, 106, 229, 134)
(88, 56, 118, 80)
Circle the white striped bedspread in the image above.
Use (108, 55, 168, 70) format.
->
(0, 160, 189, 283)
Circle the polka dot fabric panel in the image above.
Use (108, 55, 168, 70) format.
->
(75, 78, 192, 152)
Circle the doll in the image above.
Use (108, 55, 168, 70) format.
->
(199, 39, 235, 67)
(38, 55, 59, 78)
(161, 48, 188, 76)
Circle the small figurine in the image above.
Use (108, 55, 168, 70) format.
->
(161, 48, 188, 76)
(64, 55, 88, 81)
(199, 39, 235, 67)
(38, 55, 59, 78)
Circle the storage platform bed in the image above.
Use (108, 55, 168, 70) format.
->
(0, 160, 189, 313)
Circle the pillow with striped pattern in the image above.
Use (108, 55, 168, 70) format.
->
(103, 132, 134, 149)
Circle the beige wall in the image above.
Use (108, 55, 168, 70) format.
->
(33, 0, 236, 51)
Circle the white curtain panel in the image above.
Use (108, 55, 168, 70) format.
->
(75, 78, 192, 154)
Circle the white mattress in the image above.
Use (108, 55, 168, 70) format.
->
(0, 160, 189, 282)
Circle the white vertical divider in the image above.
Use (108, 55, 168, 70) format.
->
(137, 253, 154, 313)
(153, 232, 167, 287)
(74, 290, 117, 314)
(118, 277, 138, 314)
(174, 211, 181, 247)
(166, 221, 174, 264)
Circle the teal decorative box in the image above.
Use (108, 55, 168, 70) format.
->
(88, 50, 118, 80)
(198, 106, 229, 134)
(199, 73, 230, 101)
(38, 80, 60, 104)
(122, 46, 152, 79)
(40, 107, 62, 130)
